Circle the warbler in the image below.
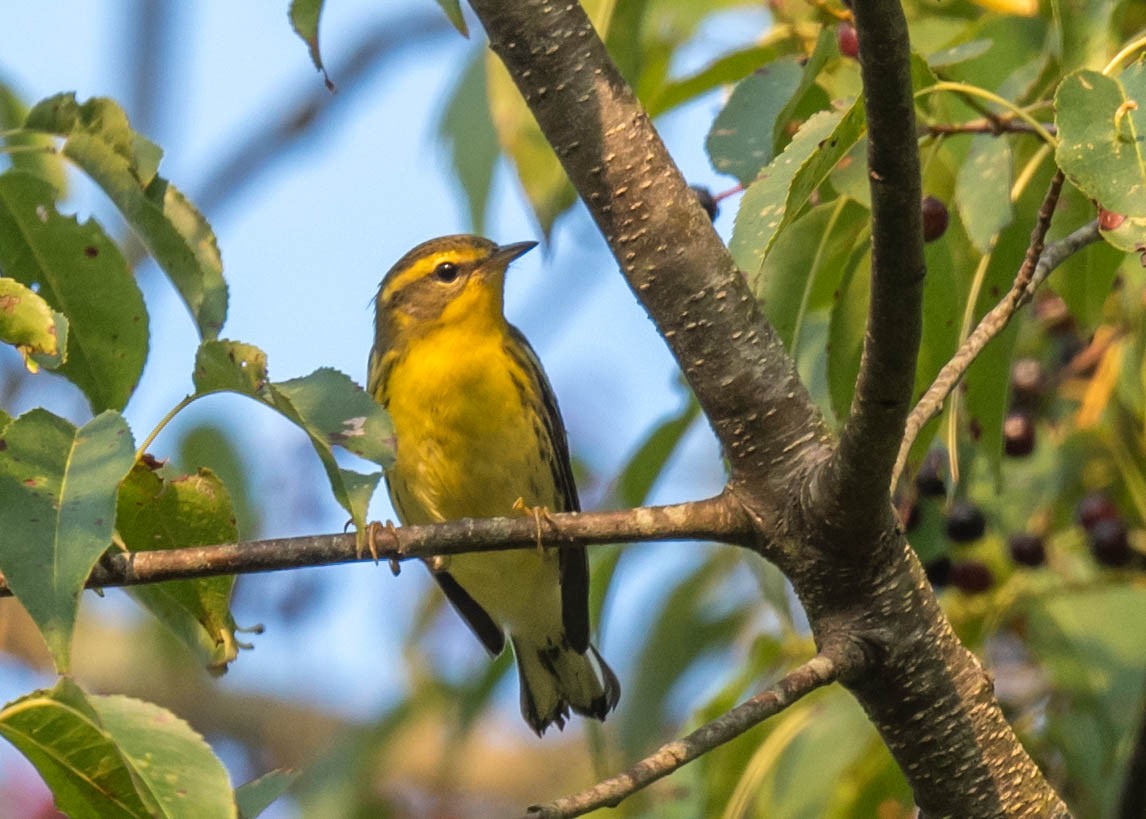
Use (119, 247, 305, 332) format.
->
(368, 234, 620, 735)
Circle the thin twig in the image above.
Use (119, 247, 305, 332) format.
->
(0, 496, 752, 597)
(891, 170, 1109, 490)
(523, 652, 849, 818)
(924, 118, 1057, 138)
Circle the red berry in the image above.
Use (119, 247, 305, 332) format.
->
(950, 561, 993, 594)
(837, 23, 859, 59)
(1098, 208, 1125, 231)
(1008, 532, 1046, 567)
(1089, 518, 1132, 567)
(946, 500, 986, 543)
(1003, 411, 1036, 457)
(1077, 492, 1119, 532)
(921, 196, 949, 242)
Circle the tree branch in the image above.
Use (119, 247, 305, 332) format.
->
(822, 0, 924, 540)
(0, 496, 752, 596)
(464, 0, 830, 509)
(891, 177, 1106, 490)
(523, 649, 854, 819)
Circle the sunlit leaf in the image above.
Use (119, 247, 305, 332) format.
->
(24, 93, 228, 340)
(289, 0, 333, 88)
(0, 171, 147, 411)
(432, 0, 468, 37)
(0, 275, 64, 371)
(1055, 66, 1146, 218)
(0, 82, 66, 191)
(235, 769, 300, 819)
(0, 409, 134, 671)
(730, 100, 866, 275)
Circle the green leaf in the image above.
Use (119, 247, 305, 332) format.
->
(0, 171, 148, 411)
(486, 56, 575, 236)
(730, 100, 866, 275)
(827, 246, 872, 425)
(93, 692, 237, 819)
(706, 60, 804, 185)
(0, 82, 67, 191)
(1052, 0, 1122, 72)
(956, 134, 1014, 254)
(0, 275, 64, 370)
(1055, 66, 1146, 218)
(235, 770, 299, 819)
(615, 395, 700, 507)
(648, 44, 786, 118)
(270, 367, 395, 467)
(24, 93, 228, 340)
(193, 339, 269, 395)
(0, 410, 135, 670)
(927, 39, 993, 69)
(432, 0, 468, 37)
(752, 197, 868, 352)
(116, 463, 241, 674)
(439, 49, 498, 233)
(193, 341, 392, 533)
(288, 0, 333, 88)
(0, 679, 155, 818)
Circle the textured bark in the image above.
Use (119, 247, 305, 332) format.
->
(466, 0, 1071, 815)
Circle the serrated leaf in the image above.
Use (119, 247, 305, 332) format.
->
(24, 93, 228, 340)
(0, 679, 155, 818)
(193, 339, 269, 396)
(116, 463, 240, 674)
(439, 49, 498, 232)
(0, 171, 148, 411)
(956, 134, 1014, 253)
(289, 0, 333, 89)
(270, 368, 395, 467)
(235, 769, 299, 819)
(0, 276, 63, 370)
(0, 410, 134, 671)
(191, 341, 392, 533)
(730, 100, 866, 275)
(707, 60, 804, 185)
(752, 197, 868, 352)
(92, 692, 237, 819)
(433, 0, 468, 37)
(1055, 66, 1146, 218)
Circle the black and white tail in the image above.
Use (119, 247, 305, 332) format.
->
(512, 636, 621, 736)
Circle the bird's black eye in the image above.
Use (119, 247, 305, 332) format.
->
(433, 261, 459, 283)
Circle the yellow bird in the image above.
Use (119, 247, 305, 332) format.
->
(368, 235, 620, 735)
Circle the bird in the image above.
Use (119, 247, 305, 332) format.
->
(368, 234, 620, 735)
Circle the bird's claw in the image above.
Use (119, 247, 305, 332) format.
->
(513, 497, 557, 554)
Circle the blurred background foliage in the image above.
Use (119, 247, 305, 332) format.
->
(2, 0, 1146, 816)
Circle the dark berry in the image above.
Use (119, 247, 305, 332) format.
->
(915, 450, 947, 498)
(950, 561, 993, 594)
(946, 500, 986, 543)
(1010, 358, 1044, 408)
(921, 196, 949, 242)
(1089, 517, 1132, 567)
(1098, 208, 1125, 231)
(925, 556, 952, 587)
(690, 185, 719, 222)
(1008, 532, 1046, 567)
(1077, 492, 1119, 532)
(1003, 411, 1036, 457)
(837, 23, 859, 59)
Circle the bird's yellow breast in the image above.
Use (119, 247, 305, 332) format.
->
(382, 321, 558, 525)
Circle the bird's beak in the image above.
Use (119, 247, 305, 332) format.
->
(490, 241, 538, 267)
